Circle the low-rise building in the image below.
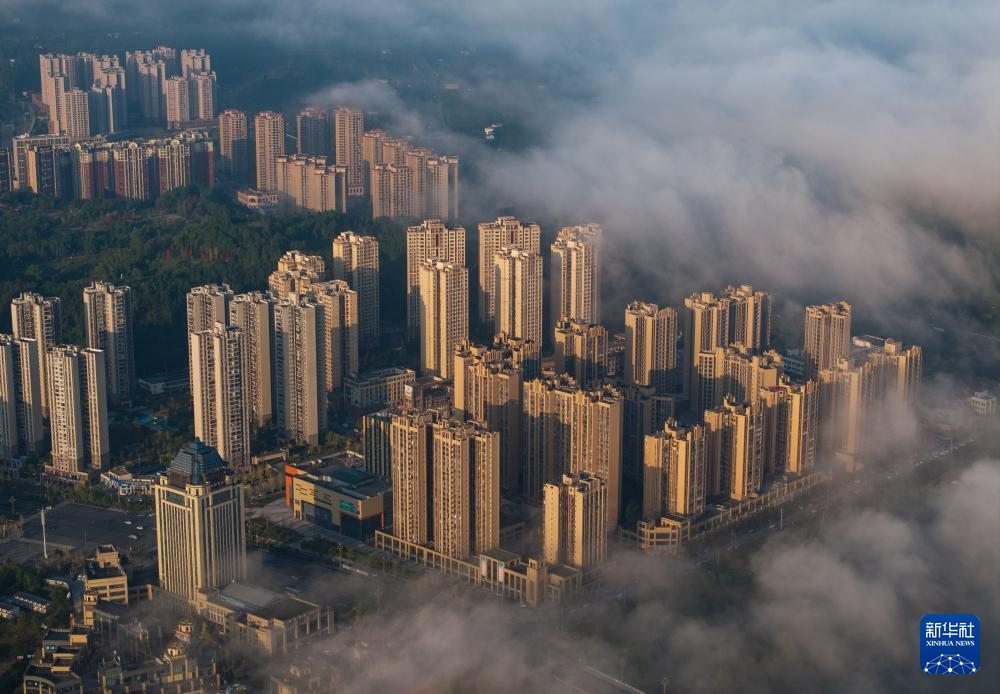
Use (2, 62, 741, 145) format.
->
(12, 591, 52, 614)
(284, 453, 391, 540)
(137, 370, 189, 395)
(345, 367, 415, 411)
(83, 545, 129, 607)
(968, 391, 997, 416)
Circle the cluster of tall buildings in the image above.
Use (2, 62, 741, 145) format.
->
(185, 239, 381, 465)
(38, 47, 217, 140)
(228, 106, 459, 219)
(4, 131, 213, 200)
(349, 216, 922, 575)
(1, 283, 134, 480)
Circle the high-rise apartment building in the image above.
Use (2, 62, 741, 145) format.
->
(362, 410, 394, 478)
(274, 155, 347, 214)
(24, 144, 73, 198)
(803, 302, 852, 379)
(427, 155, 459, 220)
(0, 148, 10, 193)
(255, 111, 286, 192)
(726, 284, 771, 352)
(493, 246, 543, 345)
(112, 141, 156, 200)
(61, 88, 91, 139)
(273, 293, 327, 446)
(683, 291, 731, 409)
(10, 292, 61, 418)
(477, 217, 542, 327)
(309, 281, 359, 393)
(522, 375, 622, 527)
(553, 319, 607, 387)
(269, 251, 325, 298)
(704, 397, 765, 501)
(331, 231, 381, 345)
(164, 76, 190, 127)
(418, 260, 469, 380)
(46, 345, 109, 480)
(404, 147, 432, 219)
(83, 282, 135, 405)
(390, 409, 437, 546)
(431, 420, 500, 559)
(693, 344, 785, 415)
(852, 336, 923, 406)
(759, 378, 818, 477)
(0, 334, 43, 460)
(186, 284, 233, 395)
(180, 49, 211, 78)
(154, 440, 247, 601)
(406, 220, 466, 338)
(72, 142, 114, 199)
(453, 339, 525, 493)
(334, 107, 365, 196)
(543, 472, 607, 570)
(11, 134, 70, 191)
(624, 301, 679, 394)
(370, 163, 413, 218)
(297, 108, 330, 158)
(620, 385, 676, 483)
(229, 292, 274, 427)
(187, 72, 217, 121)
(189, 323, 250, 468)
(218, 110, 250, 180)
(550, 224, 602, 327)
(643, 420, 706, 520)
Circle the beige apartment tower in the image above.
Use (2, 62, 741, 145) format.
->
(186, 284, 233, 399)
(643, 421, 707, 520)
(543, 472, 607, 570)
(46, 345, 109, 480)
(427, 155, 459, 221)
(230, 292, 274, 427)
(522, 376, 622, 528)
(803, 302, 852, 379)
(624, 301, 679, 394)
(218, 109, 249, 179)
(431, 420, 500, 559)
(189, 323, 250, 468)
(704, 397, 765, 501)
(154, 440, 247, 601)
(296, 108, 330, 158)
(274, 155, 348, 214)
(477, 217, 541, 327)
(550, 224, 602, 329)
(494, 247, 543, 345)
(11, 292, 62, 418)
(406, 220, 466, 337)
(390, 409, 437, 546)
(453, 340, 525, 493)
(255, 111, 286, 192)
(683, 291, 731, 410)
(334, 107, 365, 195)
(273, 294, 327, 446)
(83, 281, 134, 404)
(370, 163, 413, 218)
(309, 281, 359, 393)
(269, 251, 325, 298)
(0, 334, 44, 460)
(331, 231, 381, 344)
(759, 378, 818, 476)
(418, 260, 469, 379)
(553, 319, 608, 387)
(726, 285, 771, 352)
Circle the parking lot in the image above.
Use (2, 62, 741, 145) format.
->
(0, 502, 157, 563)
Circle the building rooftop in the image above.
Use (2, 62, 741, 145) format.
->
(167, 440, 226, 485)
(293, 452, 391, 500)
(211, 582, 315, 622)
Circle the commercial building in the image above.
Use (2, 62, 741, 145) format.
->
(284, 455, 390, 539)
(543, 472, 607, 570)
(83, 281, 134, 405)
(418, 259, 469, 379)
(153, 440, 247, 601)
(331, 231, 381, 344)
(46, 345, 110, 480)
